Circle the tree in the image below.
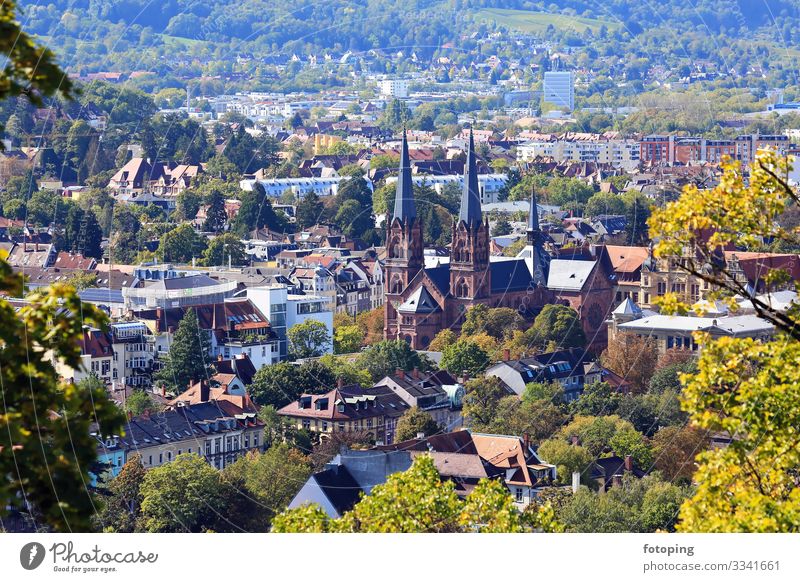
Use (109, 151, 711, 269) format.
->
(288, 319, 331, 358)
(357, 340, 430, 381)
(428, 329, 457, 352)
(295, 192, 323, 228)
(570, 381, 621, 417)
(0, 268, 123, 531)
(526, 304, 586, 350)
(622, 191, 652, 245)
(609, 425, 653, 468)
(441, 340, 490, 377)
(585, 192, 625, 218)
(139, 454, 224, 532)
(462, 305, 525, 340)
(651, 425, 710, 483)
(155, 309, 212, 391)
(124, 390, 162, 416)
(176, 189, 202, 221)
(249, 360, 336, 408)
(537, 439, 595, 486)
(233, 183, 289, 236)
(273, 455, 556, 533)
(355, 307, 384, 345)
(109, 206, 141, 264)
(1, 0, 73, 137)
(601, 334, 658, 393)
(202, 233, 248, 267)
(461, 376, 509, 429)
(491, 216, 512, 236)
(395, 407, 441, 442)
(334, 324, 364, 354)
(649, 151, 800, 530)
(97, 454, 145, 532)
(158, 223, 207, 263)
(335, 198, 374, 239)
(202, 190, 228, 232)
(220, 446, 311, 530)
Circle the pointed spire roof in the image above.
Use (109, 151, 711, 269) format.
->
(527, 187, 541, 233)
(458, 129, 482, 228)
(392, 129, 416, 223)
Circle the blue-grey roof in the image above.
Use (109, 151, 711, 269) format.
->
(490, 259, 536, 293)
(392, 130, 416, 223)
(425, 265, 451, 296)
(458, 130, 482, 228)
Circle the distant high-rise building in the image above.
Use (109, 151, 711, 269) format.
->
(543, 71, 574, 111)
(379, 78, 409, 99)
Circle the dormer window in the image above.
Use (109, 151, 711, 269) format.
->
(337, 402, 345, 413)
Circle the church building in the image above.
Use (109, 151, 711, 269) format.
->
(384, 130, 561, 350)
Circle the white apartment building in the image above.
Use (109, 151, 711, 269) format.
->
(384, 173, 508, 204)
(247, 285, 334, 359)
(379, 78, 410, 99)
(240, 176, 373, 198)
(517, 139, 640, 170)
(543, 71, 575, 111)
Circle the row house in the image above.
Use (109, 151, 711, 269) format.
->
(640, 134, 794, 167)
(93, 400, 265, 481)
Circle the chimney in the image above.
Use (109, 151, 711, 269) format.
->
(624, 455, 633, 472)
(522, 433, 531, 450)
(217, 354, 224, 362)
(416, 432, 425, 439)
(396, 368, 404, 380)
(161, 385, 165, 397)
(612, 474, 623, 488)
(127, 410, 133, 421)
(503, 348, 510, 361)
(337, 377, 344, 389)
(199, 380, 210, 402)
(141, 408, 150, 420)
(461, 371, 469, 383)
(572, 471, 580, 494)
(412, 367, 419, 380)
(35, 240, 39, 252)
(155, 307, 164, 333)
(570, 434, 580, 446)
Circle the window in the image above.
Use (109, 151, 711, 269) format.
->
(158, 453, 163, 464)
(148, 455, 152, 465)
(338, 422, 345, 432)
(205, 441, 211, 456)
(515, 488, 523, 503)
(253, 433, 258, 447)
(167, 451, 172, 461)
(302, 419, 311, 430)
(322, 421, 328, 431)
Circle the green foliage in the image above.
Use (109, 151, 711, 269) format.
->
(333, 324, 364, 354)
(288, 319, 331, 358)
(274, 455, 555, 533)
(557, 475, 689, 533)
(158, 223, 207, 263)
(461, 304, 525, 340)
(124, 390, 162, 416)
(395, 407, 441, 442)
(0, 265, 124, 531)
(154, 309, 212, 391)
(139, 453, 224, 532)
(295, 192, 323, 229)
(233, 182, 290, 236)
(537, 439, 594, 486)
(202, 190, 228, 232)
(249, 360, 336, 408)
(526, 304, 586, 350)
(461, 376, 509, 429)
(440, 340, 490, 376)
(202, 233, 248, 267)
(570, 381, 621, 417)
(356, 339, 431, 381)
(584, 192, 626, 218)
(97, 454, 145, 533)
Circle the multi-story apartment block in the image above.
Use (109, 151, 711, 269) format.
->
(93, 400, 265, 480)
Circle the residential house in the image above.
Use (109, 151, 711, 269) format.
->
(372, 369, 464, 430)
(277, 382, 410, 445)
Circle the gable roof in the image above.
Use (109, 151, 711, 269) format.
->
(398, 285, 441, 314)
(547, 259, 597, 292)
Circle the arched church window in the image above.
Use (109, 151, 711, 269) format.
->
(388, 236, 402, 259)
(390, 276, 404, 294)
(456, 278, 469, 298)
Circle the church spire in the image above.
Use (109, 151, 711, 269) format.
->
(392, 128, 416, 223)
(458, 128, 482, 228)
(527, 187, 541, 245)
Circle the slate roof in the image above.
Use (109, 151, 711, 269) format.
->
(547, 259, 597, 292)
(311, 465, 363, 515)
(424, 265, 451, 296)
(398, 286, 441, 313)
(490, 259, 537, 293)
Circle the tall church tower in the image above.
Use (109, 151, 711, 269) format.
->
(450, 129, 491, 311)
(522, 187, 550, 287)
(384, 130, 423, 337)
